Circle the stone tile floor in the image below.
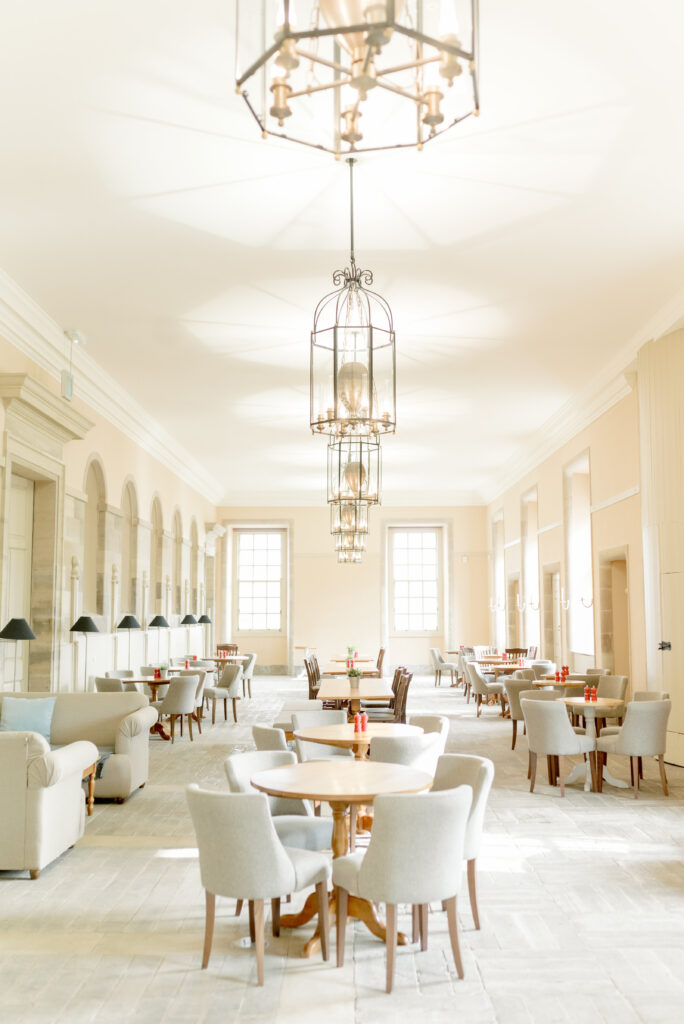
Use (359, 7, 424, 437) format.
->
(2, 674, 684, 1023)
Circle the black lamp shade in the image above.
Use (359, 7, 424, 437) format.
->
(149, 615, 170, 628)
(198, 614, 212, 624)
(118, 615, 141, 630)
(181, 614, 197, 625)
(0, 617, 36, 641)
(70, 616, 99, 634)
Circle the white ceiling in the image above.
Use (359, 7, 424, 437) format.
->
(1, 1, 683, 506)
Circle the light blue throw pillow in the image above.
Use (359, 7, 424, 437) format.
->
(0, 696, 57, 742)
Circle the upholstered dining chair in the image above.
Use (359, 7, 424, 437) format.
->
(204, 664, 242, 724)
(503, 678, 530, 749)
(224, 749, 332, 849)
(105, 669, 140, 693)
(240, 653, 257, 698)
(466, 662, 506, 717)
(369, 732, 445, 776)
(176, 669, 207, 731)
(431, 753, 495, 929)
(95, 676, 125, 692)
(530, 661, 556, 679)
(521, 697, 596, 795)
(596, 675, 629, 723)
(292, 710, 355, 762)
(429, 648, 458, 687)
(186, 785, 331, 984)
(333, 787, 472, 992)
(634, 690, 670, 701)
(596, 700, 671, 798)
(252, 725, 289, 751)
(151, 676, 199, 742)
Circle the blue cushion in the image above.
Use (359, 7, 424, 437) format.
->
(0, 696, 57, 742)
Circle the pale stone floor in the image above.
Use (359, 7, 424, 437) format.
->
(2, 675, 684, 1024)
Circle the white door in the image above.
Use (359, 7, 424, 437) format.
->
(5, 475, 35, 691)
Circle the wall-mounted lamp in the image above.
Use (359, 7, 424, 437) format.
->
(488, 598, 505, 612)
(560, 588, 570, 611)
(579, 596, 594, 609)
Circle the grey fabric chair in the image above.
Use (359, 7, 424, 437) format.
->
(186, 785, 331, 984)
(95, 676, 124, 692)
(204, 664, 242, 724)
(530, 661, 556, 679)
(293, 710, 354, 762)
(369, 732, 445, 777)
(596, 675, 629, 722)
(224, 749, 332, 850)
(333, 787, 472, 992)
(596, 700, 671, 799)
(240, 653, 257, 698)
(177, 669, 207, 730)
(273, 699, 322, 733)
(432, 754, 495, 929)
(504, 678, 531, 749)
(105, 669, 134, 679)
(429, 647, 458, 686)
(253, 725, 289, 751)
(634, 690, 670, 701)
(521, 698, 596, 795)
(467, 662, 506, 717)
(151, 676, 198, 742)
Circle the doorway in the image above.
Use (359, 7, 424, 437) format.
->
(599, 551, 630, 677)
(543, 567, 562, 665)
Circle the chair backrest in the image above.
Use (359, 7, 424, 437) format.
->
(506, 648, 526, 656)
(634, 690, 670, 701)
(393, 671, 412, 722)
(429, 648, 441, 669)
(356, 787, 473, 905)
(224, 748, 308, 816)
(376, 646, 386, 673)
(408, 714, 449, 742)
(158, 676, 199, 714)
(391, 665, 406, 695)
(586, 667, 609, 676)
(140, 665, 157, 677)
(252, 725, 288, 751)
(292, 709, 350, 762)
(597, 675, 628, 701)
(519, 688, 558, 702)
(432, 753, 495, 859)
(105, 669, 134, 679)
(530, 661, 555, 679)
(520, 697, 581, 755)
(95, 676, 125, 692)
(218, 664, 242, 691)
(526, 645, 538, 658)
(512, 668, 535, 681)
(467, 662, 490, 696)
(216, 644, 238, 656)
(504, 678, 531, 720)
(369, 732, 444, 775)
(241, 653, 257, 680)
(611, 700, 671, 756)
(186, 785, 296, 899)
(304, 657, 319, 699)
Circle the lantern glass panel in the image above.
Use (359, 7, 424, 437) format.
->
(330, 501, 369, 535)
(328, 438, 381, 504)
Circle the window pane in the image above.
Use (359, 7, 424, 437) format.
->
(392, 527, 440, 632)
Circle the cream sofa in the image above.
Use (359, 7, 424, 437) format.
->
(0, 692, 158, 802)
(0, 730, 99, 878)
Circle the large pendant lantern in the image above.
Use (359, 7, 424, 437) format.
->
(330, 500, 369, 536)
(335, 532, 367, 552)
(328, 436, 381, 504)
(311, 159, 396, 438)
(338, 549, 363, 564)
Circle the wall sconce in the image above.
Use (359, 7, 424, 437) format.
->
(528, 598, 540, 612)
(516, 594, 526, 612)
(560, 588, 570, 611)
(488, 598, 504, 612)
(579, 595, 594, 608)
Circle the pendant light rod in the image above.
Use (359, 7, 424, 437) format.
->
(347, 157, 356, 269)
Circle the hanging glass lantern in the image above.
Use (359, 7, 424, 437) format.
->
(311, 159, 396, 439)
(330, 500, 369, 535)
(328, 436, 381, 504)
(335, 532, 367, 552)
(338, 549, 363, 564)
(234, 1, 479, 157)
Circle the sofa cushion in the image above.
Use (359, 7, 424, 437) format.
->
(0, 696, 56, 741)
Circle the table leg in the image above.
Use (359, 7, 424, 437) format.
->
(150, 722, 171, 741)
(280, 800, 408, 958)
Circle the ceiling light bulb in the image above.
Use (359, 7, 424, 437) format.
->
(344, 460, 367, 496)
(338, 360, 368, 417)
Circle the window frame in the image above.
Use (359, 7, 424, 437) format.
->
(232, 528, 287, 637)
(389, 525, 443, 637)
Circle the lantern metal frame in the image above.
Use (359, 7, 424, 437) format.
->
(328, 436, 381, 504)
(335, 531, 367, 552)
(311, 158, 396, 439)
(338, 549, 363, 564)
(234, 0, 479, 156)
(330, 499, 370, 535)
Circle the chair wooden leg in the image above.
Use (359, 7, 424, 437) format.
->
(336, 886, 348, 967)
(527, 751, 531, 779)
(638, 756, 643, 780)
(476, 694, 482, 717)
(180, 714, 183, 737)
(235, 899, 243, 916)
(248, 681, 252, 698)
(29, 868, 40, 879)
(467, 858, 480, 929)
(223, 698, 228, 721)
(589, 752, 598, 792)
(558, 754, 565, 797)
(419, 904, 428, 951)
(412, 904, 419, 943)
(445, 896, 464, 979)
(314, 800, 321, 817)
(630, 758, 634, 786)
(529, 752, 537, 793)
(631, 756, 639, 799)
(196, 711, 202, 735)
(248, 900, 256, 943)
(547, 755, 556, 786)
(201, 891, 215, 969)
(170, 715, 176, 743)
(254, 899, 265, 986)
(316, 881, 330, 962)
(658, 755, 669, 796)
(511, 719, 517, 750)
(385, 903, 397, 993)
(187, 714, 194, 741)
(211, 700, 216, 725)
(232, 698, 238, 723)
(271, 897, 280, 937)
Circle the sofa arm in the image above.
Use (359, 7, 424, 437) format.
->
(116, 707, 158, 745)
(28, 740, 100, 789)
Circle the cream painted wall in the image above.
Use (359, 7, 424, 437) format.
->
(217, 505, 489, 670)
(487, 390, 646, 688)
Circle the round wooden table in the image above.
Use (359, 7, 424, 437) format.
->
(294, 722, 422, 760)
(251, 760, 432, 957)
(561, 696, 627, 791)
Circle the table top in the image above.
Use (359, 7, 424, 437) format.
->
(251, 760, 433, 804)
(317, 678, 394, 701)
(562, 696, 624, 710)
(208, 654, 249, 663)
(330, 657, 374, 663)
(533, 678, 585, 688)
(294, 722, 422, 750)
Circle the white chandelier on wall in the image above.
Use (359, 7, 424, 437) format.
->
(234, 1, 479, 156)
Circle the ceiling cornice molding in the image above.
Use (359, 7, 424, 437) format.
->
(482, 287, 684, 507)
(217, 489, 485, 508)
(0, 269, 223, 505)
